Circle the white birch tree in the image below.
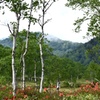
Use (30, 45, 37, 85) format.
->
(21, 0, 34, 90)
(8, 22, 18, 96)
(37, 0, 56, 93)
(3, 0, 28, 96)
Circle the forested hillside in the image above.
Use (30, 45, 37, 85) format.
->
(0, 35, 100, 81)
(0, 33, 85, 83)
(48, 40, 81, 56)
(66, 38, 100, 65)
(0, 36, 100, 65)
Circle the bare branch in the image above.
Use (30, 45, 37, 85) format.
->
(0, 0, 4, 3)
(7, 23, 14, 36)
(38, 21, 42, 27)
(93, 6, 100, 14)
(44, 0, 51, 8)
(43, 18, 52, 25)
(38, 14, 42, 27)
(45, 1, 54, 13)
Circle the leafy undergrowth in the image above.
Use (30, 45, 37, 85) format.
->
(0, 82, 100, 100)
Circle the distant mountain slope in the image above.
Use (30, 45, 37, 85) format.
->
(0, 38, 12, 47)
(0, 34, 60, 48)
(48, 40, 81, 56)
(0, 34, 80, 51)
(66, 38, 100, 65)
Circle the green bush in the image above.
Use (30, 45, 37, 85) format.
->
(66, 94, 100, 100)
(0, 76, 7, 85)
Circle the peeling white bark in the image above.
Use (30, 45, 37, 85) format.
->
(39, 40, 44, 93)
(22, 0, 33, 90)
(12, 36, 16, 96)
(38, 0, 55, 93)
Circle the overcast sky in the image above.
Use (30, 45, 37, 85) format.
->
(0, 0, 89, 43)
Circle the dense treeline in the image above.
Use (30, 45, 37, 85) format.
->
(48, 37, 100, 65)
(0, 30, 100, 86)
(0, 31, 84, 84)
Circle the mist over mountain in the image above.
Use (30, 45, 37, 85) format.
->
(45, 34, 61, 41)
(0, 34, 61, 47)
(0, 34, 79, 47)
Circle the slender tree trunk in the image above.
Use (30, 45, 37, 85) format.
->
(10, 17, 20, 96)
(34, 61, 37, 86)
(38, 0, 55, 93)
(12, 36, 16, 96)
(39, 0, 45, 93)
(22, 0, 33, 90)
(39, 40, 44, 93)
(22, 55, 25, 90)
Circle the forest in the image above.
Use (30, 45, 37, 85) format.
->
(0, 0, 100, 99)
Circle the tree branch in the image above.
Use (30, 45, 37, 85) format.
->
(93, 6, 100, 14)
(44, 0, 51, 8)
(45, 1, 54, 13)
(43, 18, 52, 26)
(7, 23, 14, 36)
(38, 14, 42, 27)
(0, 0, 4, 3)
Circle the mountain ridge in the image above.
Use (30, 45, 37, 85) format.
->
(0, 34, 81, 47)
(0, 35, 99, 65)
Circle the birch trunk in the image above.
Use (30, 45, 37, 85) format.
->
(12, 36, 16, 96)
(39, 40, 44, 93)
(39, 0, 45, 93)
(22, 0, 33, 90)
(34, 61, 37, 87)
(38, 0, 55, 93)
(11, 19, 20, 96)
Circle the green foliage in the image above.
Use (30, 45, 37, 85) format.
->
(45, 55, 84, 83)
(4, 0, 28, 14)
(15, 30, 53, 80)
(66, 94, 100, 100)
(84, 61, 100, 81)
(1, 34, 100, 83)
(0, 34, 87, 83)
(0, 76, 7, 85)
(0, 45, 12, 81)
(33, 0, 39, 7)
(66, 0, 100, 37)
(0, 44, 11, 58)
